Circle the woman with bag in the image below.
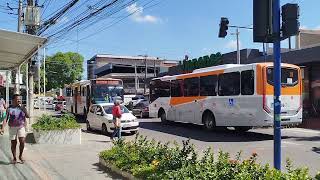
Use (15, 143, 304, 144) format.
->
(111, 101, 122, 141)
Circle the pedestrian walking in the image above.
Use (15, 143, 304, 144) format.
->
(0, 93, 6, 135)
(111, 101, 122, 141)
(1, 94, 29, 164)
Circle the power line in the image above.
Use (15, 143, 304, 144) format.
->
(47, 0, 162, 48)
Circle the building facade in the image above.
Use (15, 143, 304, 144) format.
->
(87, 54, 178, 94)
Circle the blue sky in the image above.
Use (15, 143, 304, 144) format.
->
(0, 0, 319, 78)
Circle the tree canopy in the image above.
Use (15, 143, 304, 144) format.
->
(45, 52, 84, 90)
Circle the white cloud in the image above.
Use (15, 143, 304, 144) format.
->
(300, 25, 308, 30)
(225, 40, 241, 49)
(126, 3, 160, 23)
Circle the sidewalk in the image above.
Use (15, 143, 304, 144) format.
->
(0, 124, 119, 180)
(0, 130, 48, 180)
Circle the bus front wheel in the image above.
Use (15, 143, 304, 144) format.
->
(203, 111, 216, 131)
(159, 109, 167, 124)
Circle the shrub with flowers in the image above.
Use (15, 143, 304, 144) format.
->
(99, 135, 320, 180)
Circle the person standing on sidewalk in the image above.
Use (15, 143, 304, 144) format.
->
(0, 94, 6, 135)
(111, 101, 122, 141)
(1, 94, 29, 164)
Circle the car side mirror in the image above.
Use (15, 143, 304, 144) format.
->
(96, 112, 102, 116)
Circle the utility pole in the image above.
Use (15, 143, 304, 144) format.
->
(273, 0, 282, 171)
(43, 48, 46, 97)
(236, 28, 240, 64)
(154, 59, 156, 77)
(134, 63, 137, 94)
(144, 55, 147, 94)
(14, 0, 23, 94)
(26, 0, 37, 127)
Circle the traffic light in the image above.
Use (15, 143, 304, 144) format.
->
(282, 3, 299, 38)
(218, 17, 229, 38)
(253, 0, 273, 42)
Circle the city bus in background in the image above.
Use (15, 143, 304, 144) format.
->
(149, 63, 302, 132)
(64, 78, 124, 117)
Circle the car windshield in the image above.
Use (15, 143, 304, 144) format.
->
(103, 105, 129, 114)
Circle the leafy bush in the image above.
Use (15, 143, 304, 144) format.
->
(32, 114, 80, 131)
(100, 135, 317, 180)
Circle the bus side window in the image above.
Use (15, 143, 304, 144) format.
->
(200, 75, 217, 96)
(184, 77, 199, 97)
(171, 80, 183, 97)
(218, 72, 240, 96)
(241, 70, 254, 95)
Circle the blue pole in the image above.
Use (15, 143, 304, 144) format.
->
(272, 0, 282, 170)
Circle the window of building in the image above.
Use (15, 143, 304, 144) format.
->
(200, 75, 217, 96)
(184, 77, 199, 96)
(241, 70, 255, 95)
(218, 72, 240, 96)
(171, 80, 184, 97)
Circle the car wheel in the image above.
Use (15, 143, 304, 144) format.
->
(203, 112, 216, 131)
(101, 123, 108, 135)
(86, 120, 92, 131)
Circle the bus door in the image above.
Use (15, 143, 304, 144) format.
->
(74, 87, 78, 114)
(218, 72, 241, 124)
(181, 77, 200, 123)
(86, 85, 90, 114)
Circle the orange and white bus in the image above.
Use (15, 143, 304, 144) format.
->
(149, 63, 302, 131)
(64, 78, 124, 116)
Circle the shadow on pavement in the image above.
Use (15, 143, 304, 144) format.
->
(25, 133, 36, 144)
(140, 121, 277, 142)
(92, 163, 123, 179)
(290, 136, 320, 142)
(0, 160, 11, 165)
(312, 147, 320, 154)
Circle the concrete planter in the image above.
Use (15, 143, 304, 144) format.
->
(33, 128, 81, 144)
(99, 157, 139, 180)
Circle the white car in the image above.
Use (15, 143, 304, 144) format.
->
(86, 103, 139, 135)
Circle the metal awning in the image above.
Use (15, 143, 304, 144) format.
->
(0, 29, 47, 70)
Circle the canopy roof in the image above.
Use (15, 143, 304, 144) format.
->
(0, 29, 47, 70)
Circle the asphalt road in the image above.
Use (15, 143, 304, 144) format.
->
(125, 118, 320, 176)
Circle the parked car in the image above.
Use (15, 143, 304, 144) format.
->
(132, 100, 149, 118)
(86, 103, 139, 135)
(52, 101, 58, 110)
(131, 95, 146, 106)
(55, 101, 66, 111)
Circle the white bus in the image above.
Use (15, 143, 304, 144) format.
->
(64, 78, 124, 117)
(149, 63, 302, 131)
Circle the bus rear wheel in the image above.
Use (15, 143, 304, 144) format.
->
(203, 112, 216, 131)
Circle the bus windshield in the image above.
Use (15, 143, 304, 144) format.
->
(267, 67, 299, 87)
(92, 85, 124, 102)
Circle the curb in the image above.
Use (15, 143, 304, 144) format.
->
(99, 157, 139, 180)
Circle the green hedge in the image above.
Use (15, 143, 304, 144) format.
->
(32, 114, 81, 131)
(100, 135, 320, 180)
